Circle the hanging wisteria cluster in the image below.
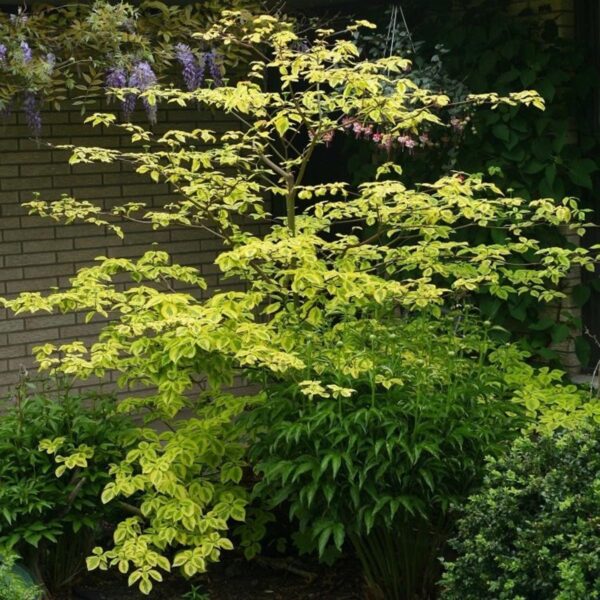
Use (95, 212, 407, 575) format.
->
(174, 44, 222, 90)
(0, 39, 57, 135)
(175, 44, 205, 91)
(104, 61, 158, 124)
(103, 48, 222, 126)
(0, 0, 239, 136)
(0, 41, 224, 134)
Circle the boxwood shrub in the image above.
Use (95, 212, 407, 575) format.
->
(441, 425, 600, 599)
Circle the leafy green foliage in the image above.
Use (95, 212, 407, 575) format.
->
(441, 425, 600, 599)
(0, 555, 41, 600)
(2, 9, 600, 595)
(181, 583, 211, 600)
(246, 313, 598, 599)
(0, 374, 134, 595)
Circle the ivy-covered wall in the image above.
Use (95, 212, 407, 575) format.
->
(508, 0, 574, 33)
(510, 0, 590, 373)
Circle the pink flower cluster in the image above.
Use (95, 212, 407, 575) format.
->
(308, 129, 335, 147)
(450, 116, 465, 132)
(341, 117, 423, 153)
(306, 113, 469, 154)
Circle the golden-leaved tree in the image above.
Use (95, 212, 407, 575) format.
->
(4, 10, 600, 595)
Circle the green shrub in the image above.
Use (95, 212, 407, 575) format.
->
(0, 374, 135, 596)
(0, 555, 41, 600)
(247, 313, 529, 600)
(441, 425, 600, 600)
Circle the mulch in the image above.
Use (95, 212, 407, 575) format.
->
(69, 555, 365, 600)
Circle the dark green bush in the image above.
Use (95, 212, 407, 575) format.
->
(441, 426, 600, 600)
(0, 375, 135, 596)
(247, 313, 528, 600)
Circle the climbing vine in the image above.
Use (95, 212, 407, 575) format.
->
(0, 0, 255, 132)
(345, 1, 600, 367)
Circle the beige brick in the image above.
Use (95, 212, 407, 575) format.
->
(2, 176, 52, 191)
(20, 163, 71, 177)
(1, 124, 46, 137)
(107, 244, 163, 258)
(18, 138, 50, 151)
(57, 248, 106, 263)
(0, 191, 19, 204)
(0, 139, 18, 151)
(50, 124, 103, 137)
(0, 268, 24, 282)
(53, 174, 103, 187)
(25, 263, 75, 279)
(0, 371, 22, 389)
(103, 172, 147, 185)
(0, 217, 21, 230)
(36, 112, 71, 125)
(0, 319, 24, 334)
(0, 243, 22, 255)
(25, 314, 76, 329)
(72, 186, 122, 200)
(6, 277, 58, 294)
(55, 224, 106, 239)
(121, 183, 170, 197)
(23, 239, 72, 253)
(0, 166, 19, 177)
(5, 252, 55, 267)
(77, 162, 121, 174)
(4, 227, 55, 241)
(59, 322, 106, 338)
(8, 355, 38, 371)
(8, 328, 60, 345)
(0, 344, 25, 360)
(74, 236, 123, 249)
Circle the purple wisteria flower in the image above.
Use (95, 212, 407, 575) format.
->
(45, 52, 56, 71)
(129, 61, 157, 91)
(105, 67, 130, 117)
(205, 50, 222, 87)
(122, 92, 137, 121)
(0, 44, 7, 64)
(175, 43, 200, 91)
(105, 67, 127, 89)
(196, 52, 207, 87)
(20, 41, 32, 64)
(23, 92, 41, 135)
(128, 60, 157, 124)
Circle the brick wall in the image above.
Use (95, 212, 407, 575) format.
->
(0, 105, 240, 395)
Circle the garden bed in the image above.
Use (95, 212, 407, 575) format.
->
(69, 556, 365, 600)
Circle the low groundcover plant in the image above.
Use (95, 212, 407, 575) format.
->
(0, 374, 135, 596)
